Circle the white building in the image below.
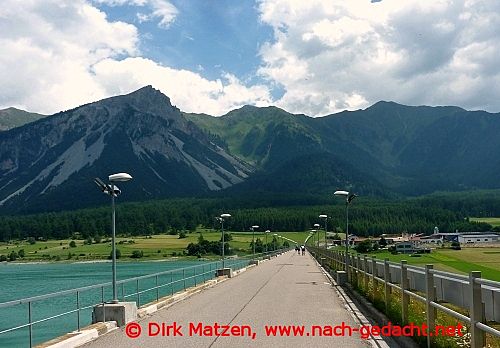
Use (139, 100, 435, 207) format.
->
(458, 233, 500, 244)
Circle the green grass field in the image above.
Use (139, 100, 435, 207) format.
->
(352, 247, 500, 281)
(4, 230, 500, 282)
(0, 230, 312, 262)
(471, 217, 500, 227)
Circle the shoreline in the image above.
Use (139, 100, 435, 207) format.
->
(1, 256, 218, 265)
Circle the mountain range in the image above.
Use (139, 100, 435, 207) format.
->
(1, 86, 500, 214)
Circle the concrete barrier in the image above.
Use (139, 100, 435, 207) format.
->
(35, 322, 117, 348)
(92, 302, 137, 327)
(336, 271, 347, 285)
(216, 268, 233, 278)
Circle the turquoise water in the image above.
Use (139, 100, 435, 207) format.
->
(0, 259, 244, 347)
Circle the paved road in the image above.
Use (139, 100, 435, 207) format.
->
(83, 251, 371, 348)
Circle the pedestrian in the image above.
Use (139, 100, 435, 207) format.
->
(295, 245, 300, 254)
(301, 245, 305, 256)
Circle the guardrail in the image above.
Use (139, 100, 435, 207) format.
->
(308, 246, 500, 348)
(0, 250, 283, 347)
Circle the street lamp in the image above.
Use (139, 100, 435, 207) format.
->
(215, 213, 231, 269)
(250, 225, 259, 256)
(310, 229, 317, 246)
(305, 231, 314, 244)
(94, 172, 132, 304)
(265, 230, 270, 253)
(313, 223, 320, 248)
(319, 214, 328, 249)
(334, 190, 357, 271)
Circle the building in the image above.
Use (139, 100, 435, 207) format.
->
(394, 241, 431, 254)
(419, 234, 444, 245)
(458, 233, 500, 244)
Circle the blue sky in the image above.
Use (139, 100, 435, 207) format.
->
(100, 1, 274, 83)
(1, 1, 500, 116)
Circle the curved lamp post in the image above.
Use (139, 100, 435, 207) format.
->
(310, 229, 317, 247)
(94, 172, 132, 304)
(250, 225, 259, 256)
(216, 213, 231, 268)
(319, 214, 328, 249)
(334, 190, 357, 271)
(265, 230, 270, 253)
(313, 223, 320, 248)
(305, 231, 314, 245)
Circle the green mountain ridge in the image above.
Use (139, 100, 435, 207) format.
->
(186, 101, 500, 196)
(0, 107, 46, 131)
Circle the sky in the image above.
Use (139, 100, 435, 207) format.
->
(1, 0, 500, 117)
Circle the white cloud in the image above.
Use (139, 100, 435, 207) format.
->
(91, 58, 272, 115)
(3, 0, 499, 118)
(257, 0, 500, 116)
(0, 0, 271, 116)
(0, 0, 138, 113)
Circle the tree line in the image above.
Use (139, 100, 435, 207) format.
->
(0, 195, 496, 242)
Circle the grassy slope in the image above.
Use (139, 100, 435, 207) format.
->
(0, 107, 45, 131)
(185, 107, 318, 166)
(471, 217, 500, 227)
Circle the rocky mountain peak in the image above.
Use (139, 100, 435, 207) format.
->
(98, 86, 181, 123)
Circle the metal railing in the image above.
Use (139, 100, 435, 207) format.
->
(0, 250, 283, 347)
(308, 246, 500, 348)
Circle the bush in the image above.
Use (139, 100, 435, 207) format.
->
(131, 250, 144, 259)
(354, 240, 372, 253)
(107, 249, 121, 259)
(0, 255, 7, 262)
(27, 237, 36, 245)
(69, 241, 77, 248)
(178, 232, 187, 239)
(250, 238, 264, 253)
(18, 249, 25, 258)
(8, 251, 18, 261)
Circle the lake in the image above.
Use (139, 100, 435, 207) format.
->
(0, 259, 229, 347)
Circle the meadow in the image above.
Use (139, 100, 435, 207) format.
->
(3, 229, 500, 281)
(471, 217, 500, 227)
(0, 230, 311, 262)
(356, 246, 500, 281)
